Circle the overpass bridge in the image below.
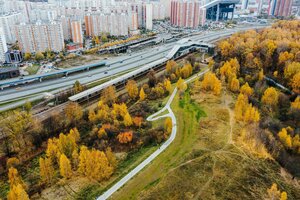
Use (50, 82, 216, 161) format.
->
(0, 61, 106, 90)
(69, 39, 214, 102)
(201, 0, 240, 21)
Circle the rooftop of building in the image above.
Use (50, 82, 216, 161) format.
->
(0, 67, 19, 73)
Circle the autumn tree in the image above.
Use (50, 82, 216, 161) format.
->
(139, 88, 146, 101)
(291, 97, 300, 109)
(180, 62, 193, 78)
(164, 79, 172, 93)
(201, 72, 222, 95)
(126, 80, 138, 99)
(24, 53, 31, 60)
(105, 147, 117, 169)
(176, 77, 187, 93)
(284, 62, 300, 80)
(229, 77, 240, 92)
(280, 192, 287, 200)
(117, 131, 133, 144)
(74, 80, 83, 94)
(101, 86, 117, 105)
(59, 154, 72, 179)
(101, 34, 108, 42)
(291, 72, 300, 93)
(35, 52, 44, 61)
(7, 184, 29, 200)
(234, 93, 260, 123)
(113, 103, 128, 119)
(262, 87, 279, 107)
(218, 40, 232, 58)
(39, 157, 54, 184)
(166, 60, 177, 74)
(8, 167, 24, 189)
(98, 128, 107, 139)
(240, 82, 253, 97)
(133, 116, 143, 128)
(78, 146, 113, 181)
(267, 183, 281, 200)
(65, 102, 83, 125)
(123, 112, 133, 127)
(0, 111, 32, 154)
(88, 108, 97, 123)
(164, 118, 172, 134)
(278, 127, 293, 149)
(278, 51, 294, 65)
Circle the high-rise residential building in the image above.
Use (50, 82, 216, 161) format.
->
(170, 0, 204, 28)
(15, 21, 65, 53)
(71, 20, 83, 44)
(268, 0, 293, 16)
(0, 12, 21, 44)
(0, 27, 8, 63)
(85, 11, 133, 36)
(152, 1, 166, 20)
(143, 3, 153, 30)
(60, 15, 72, 41)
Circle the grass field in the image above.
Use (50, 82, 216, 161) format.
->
(110, 85, 300, 200)
(26, 64, 40, 75)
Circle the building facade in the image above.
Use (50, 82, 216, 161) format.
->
(15, 21, 65, 53)
(5, 50, 23, 64)
(0, 12, 21, 44)
(268, 0, 293, 16)
(170, 0, 202, 28)
(0, 27, 8, 63)
(85, 11, 132, 36)
(71, 20, 83, 44)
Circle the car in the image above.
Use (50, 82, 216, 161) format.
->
(104, 71, 108, 74)
(120, 60, 123, 63)
(62, 76, 67, 79)
(104, 57, 108, 60)
(88, 74, 92, 77)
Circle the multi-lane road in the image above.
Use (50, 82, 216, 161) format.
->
(0, 25, 268, 112)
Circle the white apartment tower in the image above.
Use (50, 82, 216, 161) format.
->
(71, 20, 83, 44)
(145, 3, 153, 30)
(0, 12, 21, 44)
(15, 21, 65, 53)
(0, 26, 8, 62)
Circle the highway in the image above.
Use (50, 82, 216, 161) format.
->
(0, 25, 267, 111)
(97, 69, 209, 200)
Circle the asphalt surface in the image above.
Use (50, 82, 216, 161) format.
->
(97, 69, 209, 200)
(0, 25, 267, 111)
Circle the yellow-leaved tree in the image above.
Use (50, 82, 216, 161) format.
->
(59, 154, 72, 179)
(176, 77, 187, 93)
(139, 87, 146, 101)
(201, 72, 222, 95)
(164, 79, 172, 93)
(278, 127, 292, 149)
(291, 97, 300, 109)
(7, 167, 28, 200)
(261, 87, 279, 107)
(240, 82, 253, 97)
(123, 112, 133, 127)
(234, 93, 260, 123)
(164, 117, 172, 134)
(7, 184, 29, 200)
(39, 157, 54, 184)
(229, 77, 240, 92)
(126, 80, 139, 99)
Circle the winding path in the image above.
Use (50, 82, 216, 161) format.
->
(97, 69, 209, 200)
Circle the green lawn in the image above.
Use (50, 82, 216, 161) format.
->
(26, 64, 40, 75)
